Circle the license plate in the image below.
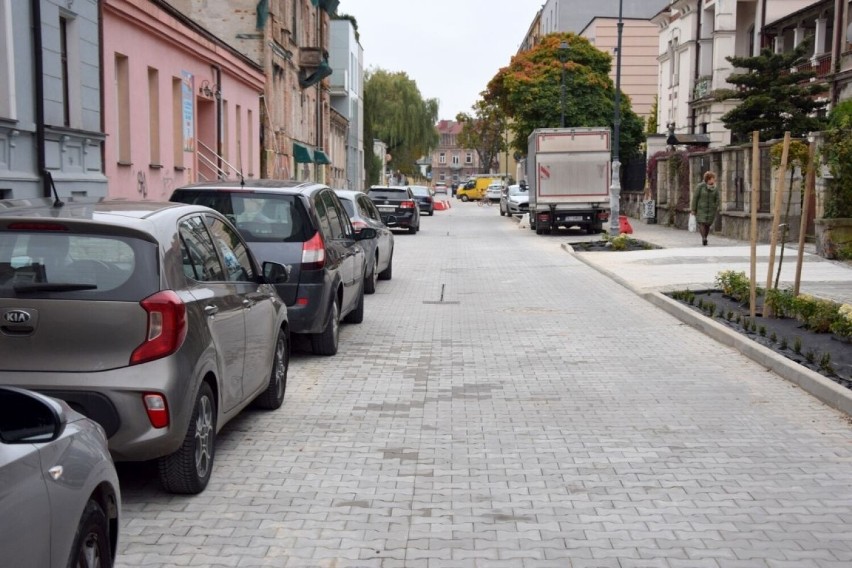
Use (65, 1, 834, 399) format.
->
(562, 215, 583, 221)
(378, 206, 395, 212)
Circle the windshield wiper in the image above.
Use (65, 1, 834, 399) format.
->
(13, 282, 98, 293)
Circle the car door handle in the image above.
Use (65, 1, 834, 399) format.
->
(204, 305, 219, 316)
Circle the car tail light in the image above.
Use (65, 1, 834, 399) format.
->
(351, 219, 369, 232)
(143, 393, 169, 428)
(130, 290, 188, 365)
(426, 197, 433, 204)
(597, 212, 610, 221)
(302, 231, 326, 270)
(400, 200, 416, 209)
(537, 212, 550, 223)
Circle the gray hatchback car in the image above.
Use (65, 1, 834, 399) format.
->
(0, 198, 290, 494)
(0, 386, 120, 568)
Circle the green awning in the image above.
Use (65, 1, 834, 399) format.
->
(299, 59, 333, 88)
(319, 0, 339, 13)
(309, 0, 319, 6)
(293, 142, 314, 163)
(314, 149, 331, 165)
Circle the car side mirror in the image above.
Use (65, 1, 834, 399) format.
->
(262, 261, 290, 284)
(0, 387, 66, 444)
(356, 227, 378, 241)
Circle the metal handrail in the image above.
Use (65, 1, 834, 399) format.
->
(197, 139, 244, 180)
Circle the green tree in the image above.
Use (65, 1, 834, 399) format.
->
(646, 95, 659, 134)
(485, 33, 644, 161)
(456, 98, 506, 174)
(715, 42, 828, 142)
(363, 69, 439, 177)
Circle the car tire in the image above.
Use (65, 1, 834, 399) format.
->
(408, 225, 417, 234)
(364, 254, 378, 294)
(378, 251, 393, 281)
(343, 284, 365, 324)
(68, 499, 112, 568)
(158, 382, 216, 494)
(428, 210, 434, 216)
(311, 300, 339, 356)
(252, 329, 288, 410)
(499, 206, 506, 217)
(460, 195, 469, 202)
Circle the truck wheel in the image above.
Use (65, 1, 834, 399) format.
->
(460, 195, 469, 202)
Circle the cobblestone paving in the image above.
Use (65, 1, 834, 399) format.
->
(116, 203, 852, 567)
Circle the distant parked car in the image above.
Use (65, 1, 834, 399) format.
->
(367, 185, 421, 233)
(500, 183, 530, 217)
(0, 198, 291, 494)
(0, 387, 121, 568)
(334, 189, 395, 293)
(0, 386, 121, 568)
(410, 185, 435, 216)
(485, 182, 504, 203)
(433, 183, 448, 194)
(171, 180, 376, 356)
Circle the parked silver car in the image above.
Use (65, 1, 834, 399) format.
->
(0, 198, 291, 494)
(0, 386, 120, 567)
(500, 183, 530, 217)
(334, 189, 395, 293)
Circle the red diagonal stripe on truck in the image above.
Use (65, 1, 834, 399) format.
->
(539, 165, 550, 180)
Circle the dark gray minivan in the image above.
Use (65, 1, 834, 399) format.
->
(171, 181, 376, 356)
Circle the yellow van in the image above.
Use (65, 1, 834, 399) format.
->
(456, 176, 493, 201)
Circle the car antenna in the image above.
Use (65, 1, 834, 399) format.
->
(44, 170, 64, 208)
(237, 140, 246, 187)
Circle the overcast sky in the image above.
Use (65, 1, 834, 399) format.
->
(339, 1, 540, 121)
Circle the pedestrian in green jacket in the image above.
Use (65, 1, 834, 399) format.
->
(691, 171, 719, 246)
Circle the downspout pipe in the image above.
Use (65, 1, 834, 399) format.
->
(316, 6, 322, 182)
(832, 0, 844, 104)
(692, 1, 703, 135)
(32, 0, 48, 197)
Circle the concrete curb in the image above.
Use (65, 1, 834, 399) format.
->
(564, 243, 852, 417)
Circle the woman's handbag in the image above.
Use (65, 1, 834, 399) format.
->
(688, 213, 697, 233)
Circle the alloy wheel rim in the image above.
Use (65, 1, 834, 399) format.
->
(78, 532, 101, 568)
(194, 395, 213, 478)
(274, 335, 287, 398)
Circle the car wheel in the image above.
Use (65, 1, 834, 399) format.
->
(378, 250, 393, 281)
(408, 225, 417, 234)
(253, 329, 288, 410)
(68, 499, 111, 568)
(311, 300, 339, 356)
(499, 205, 506, 217)
(158, 382, 216, 494)
(460, 195, 469, 202)
(364, 254, 378, 294)
(343, 284, 365, 324)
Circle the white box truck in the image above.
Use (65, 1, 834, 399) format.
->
(527, 127, 611, 235)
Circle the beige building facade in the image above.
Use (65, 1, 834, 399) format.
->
(580, 18, 660, 120)
(167, 0, 334, 182)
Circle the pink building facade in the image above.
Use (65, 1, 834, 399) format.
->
(101, 0, 264, 200)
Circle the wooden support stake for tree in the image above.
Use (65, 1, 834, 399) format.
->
(750, 131, 760, 319)
(764, 131, 791, 316)
(794, 137, 816, 296)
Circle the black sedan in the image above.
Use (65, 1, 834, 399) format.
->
(334, 189, 395, 293)
(410, 185, 435, 216)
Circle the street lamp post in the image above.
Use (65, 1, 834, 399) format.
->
(558, 41, 569, 128)
(609, 0, 624, 235)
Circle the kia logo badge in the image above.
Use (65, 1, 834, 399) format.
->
(3, 310, 31, 324)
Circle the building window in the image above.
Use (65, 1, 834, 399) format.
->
(291, 0, 300, 44)
(236, 104, 242, 175)
(172, 77, 183, 166)
(247, 109, 254, 177)
(222, 100, 229, 163)
(60, 18, 70, 126)
(465, 152, 473, 164)
(439, 152, 446, 164)
(115, 54, 131, 164)
(452, 154, 460, 165)
(148, 67, 160, 166)
(0, 0, 14, 119)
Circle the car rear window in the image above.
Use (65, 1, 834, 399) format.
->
(410, 187, 430, 196)
(171, 190, 312, 243)
(368, 188, 408, 200)
(0, 231, 158, 301)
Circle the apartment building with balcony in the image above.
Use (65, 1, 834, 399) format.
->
(0, 0, 106, 200)
(101, 0, 264, 199)
(329, 16, 364, 190)
(653, 0, 814, 147)
(167, 0, 336, 182)
(431, 120, 481, 186)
